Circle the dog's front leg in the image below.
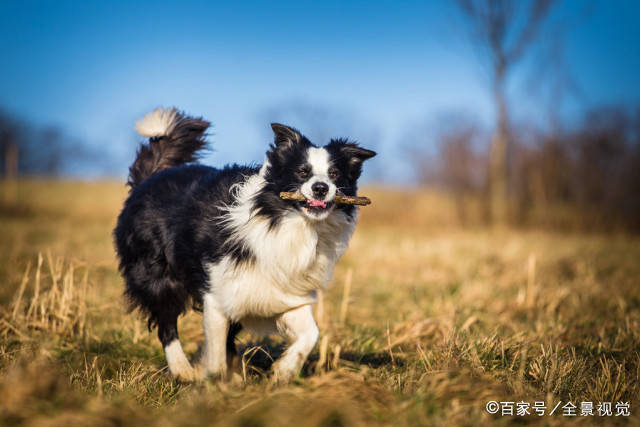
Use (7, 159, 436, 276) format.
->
(273, 304, 319, 383)
(201, 293, 229, 379)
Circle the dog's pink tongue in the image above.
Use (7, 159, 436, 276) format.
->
(308, 199, 326, 208)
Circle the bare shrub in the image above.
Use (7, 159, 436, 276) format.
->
(511, 106, 640, 231)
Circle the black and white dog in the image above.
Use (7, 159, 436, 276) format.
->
(114, 108, 375, 382)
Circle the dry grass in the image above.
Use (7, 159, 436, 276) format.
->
(2, 252, 89, 341)
(0, 179, 639, 426)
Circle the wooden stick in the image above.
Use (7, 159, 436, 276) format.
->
(280, 191, 371, 206)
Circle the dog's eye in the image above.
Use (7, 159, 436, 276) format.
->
(297, 169, 310, 179)
(329, 168, 339, 179)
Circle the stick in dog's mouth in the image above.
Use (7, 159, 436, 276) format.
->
(279, 191, 372, 206)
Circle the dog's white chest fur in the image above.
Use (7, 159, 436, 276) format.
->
(205, 173, 356, 322)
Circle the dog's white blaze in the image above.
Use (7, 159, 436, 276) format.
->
(135, 107, 179, 137)
(164, 339, 194, 380)
(301, 147, 337, 209)
(307, 147, 330, 176)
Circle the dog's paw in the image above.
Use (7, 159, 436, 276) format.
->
(271, 364, 298, 385)
(172, 365, 197, 384)
(230, 372, 243, 385)
(196, 363, 229, 382)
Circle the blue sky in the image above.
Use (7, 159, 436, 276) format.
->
(1, 0, 639, 182)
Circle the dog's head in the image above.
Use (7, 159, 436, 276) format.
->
(263, 123, 376, 221)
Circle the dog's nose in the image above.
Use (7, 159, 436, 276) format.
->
(311, 182, 329, 199)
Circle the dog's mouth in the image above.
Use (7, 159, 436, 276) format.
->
(300, 199, 333, 214)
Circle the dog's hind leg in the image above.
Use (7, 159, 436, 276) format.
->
(201, 293, 230, 379)
(158, 313, 195, 382)
(273, 304, 319, 383)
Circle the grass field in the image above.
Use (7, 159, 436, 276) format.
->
(1, 180, 639, 426)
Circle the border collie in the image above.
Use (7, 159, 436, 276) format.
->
(114, 108, 375, 382)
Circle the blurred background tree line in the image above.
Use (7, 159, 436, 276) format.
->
(412, 105, 640, 231)
(412, 0, 640, 231)
(1, 0, 639, 232)
(0, 109, 101, 179)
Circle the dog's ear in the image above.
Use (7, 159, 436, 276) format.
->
(271, 123, 303, 150)
(333, 141, 376, 180)
(341, 145, 377, 165)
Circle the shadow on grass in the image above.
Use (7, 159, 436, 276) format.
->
(237, 337, 403, 379)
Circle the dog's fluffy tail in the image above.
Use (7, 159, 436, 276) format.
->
(127, 107, 210, 187)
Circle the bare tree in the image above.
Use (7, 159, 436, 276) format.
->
(405, 112, 488, 224)
(455, 0, 556, 224)
(0, 111, 23, 180)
